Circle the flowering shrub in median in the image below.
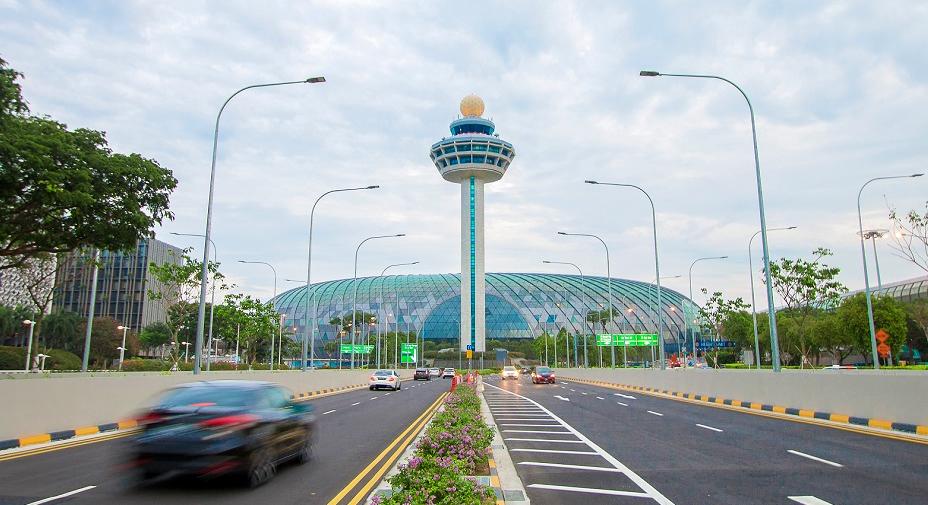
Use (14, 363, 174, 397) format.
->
(373, 384, 496, 505)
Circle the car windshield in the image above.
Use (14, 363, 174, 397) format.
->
(416, 368, 427, 372)
(536, 367, 552, 373)
(157, 386, 261, 408)
(503, 366, 516, 371)
(374, 370, 393, 376)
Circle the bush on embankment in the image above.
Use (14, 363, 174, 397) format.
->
(374, 384, 495, 505)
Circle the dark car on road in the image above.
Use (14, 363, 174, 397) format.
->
(531, 366, 556, 384)
(413, 368, 431, 380)
(128, 380, 315, 488)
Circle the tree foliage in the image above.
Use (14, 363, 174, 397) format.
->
(39, 310, 83, 352)
(837, 293, 908, 365)
(0, 58, 177, 269)
(889, 201, 928, 273)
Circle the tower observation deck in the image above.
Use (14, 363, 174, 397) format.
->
(430, 95, 516, 352)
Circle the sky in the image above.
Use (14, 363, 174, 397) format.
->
(2, 0, 926, 307)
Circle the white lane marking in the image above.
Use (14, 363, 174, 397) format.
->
(503, 429, 573, 434)
(617, 401, 629, 406)
(581, 392, 588, 395)
(788, 497, 834, 505)
(554, 395, 570, 402)
(410, 385, 416, 388)
(351, 402, 361, 406)
(519, 461, 622, 472)
(505, 438, 586, 444)
(614, 393, 637, 399)
(528, 484, 651, 498)
(562, 381, 571, 384)
(561, 386, 567, 389)
(321, 409, 336, 415)
(696, 423, 723, 432)
(27, 486, 97, 505)
(370, 397, 378, 400)
(596, 396, 605, 400)
(511, 448, 598, 455)
(647, 411, 664, 417)
(501, 423, 564, 427)
(485, 382, 674, 505)
(569, 389, 577, 392)
(787, 450, 844, 468)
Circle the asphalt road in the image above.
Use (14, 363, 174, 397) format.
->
(485, 375, 928, 505)
(0, 377, 447, 505)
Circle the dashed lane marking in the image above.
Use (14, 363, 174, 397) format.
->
(27, 485, 96, 505)
(351, 402, 361, 406)
(501, 423, 565, 427)
(527, 484, 652, 498)
(322, 410, 337, 415)
(596, 396, 604, 400)
(614, 393, 637, 399)
(617, 402, 629, 406)
(506, 438, 586, 444)
(787, 450, 843, 468)
(503, 429, 573, 434)
(554, 395, 571, 402)
(788, 496, 834, 505)
(518, 461, 622, 472)
(647, 411, 664, 417)
(511, 448, 599, 455)
(696, 424, 723, 432)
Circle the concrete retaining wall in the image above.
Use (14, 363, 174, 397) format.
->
(554, 368, 928, 426)
(0, 370, 411, 440)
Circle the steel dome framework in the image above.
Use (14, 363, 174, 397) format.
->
(273, 273, 697, 344)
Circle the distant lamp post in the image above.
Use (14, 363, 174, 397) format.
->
(117, 325, 129, 371)
(641, 69, 781, 371)
(688, 256, 728, 361)
(377, 261, 419, 369)
(857, 229, 889, 290)
(351, 234, 406, 369)
(170, 232, 218, 372)
(585, 180, 667, 369)
(181, 341, 192, 362)
(542, 260, 589, 368)
(304, 185, 380, 371)
(193, 76, 325, 376)
(238, 260, 278, 370)
(558, 231, 615, 368)
(36, 353, 50, 372)
(22, 319, 36, 372)
(857, 173, 923, 369)
(748, 226, 797, 369)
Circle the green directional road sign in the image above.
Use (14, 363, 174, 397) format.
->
(400, 343, 417, 364)
(340, 344, 375, 354)
(596, 334, 659, 347)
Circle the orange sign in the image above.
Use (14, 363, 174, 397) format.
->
(876, 329, 889, 343)
(877, 343, 891, 358)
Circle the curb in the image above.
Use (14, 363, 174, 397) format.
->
(478, 377, 529, 505)
(0, 382, 371, 452)
(564, 376, 928, 437)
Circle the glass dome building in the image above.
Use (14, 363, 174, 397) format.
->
(273, 273, 697, 348)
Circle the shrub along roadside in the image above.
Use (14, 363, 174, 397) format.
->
(374, 384, 495, 505)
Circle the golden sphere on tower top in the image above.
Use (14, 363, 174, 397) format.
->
(459, 94, 485, 117)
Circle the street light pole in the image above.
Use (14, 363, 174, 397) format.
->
(857, 174, 923, 369)
(194, 76, 325, 376)
(304, 185, 379, 371)
(641, 70, 781, 371)
(377, 262, 419, 369)
(585, 180, 667, 369)
(543, 260, 589, 367)
(748, 227, 797, 369)
(23, 320, 35, 372)
(238, 260, 278, 369)
(117, 325, 129, 371)
(172, 232, 218, 371)
(81, 249, 100, 372)
(688, 256, 728, 363)
(351, 234, 406, 369)
(558, 232, 615, 368)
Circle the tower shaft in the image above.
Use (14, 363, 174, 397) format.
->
(460, 177, 486, 352)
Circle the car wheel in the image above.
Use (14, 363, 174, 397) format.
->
(247, 447, 277, 488)
(296, 431, 313, 465)
(369, 386, 374, 390)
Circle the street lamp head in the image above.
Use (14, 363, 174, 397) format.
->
(395, 233, 406, 237)
(542, 260, 551, 264)
(787, 226, 798, 230)
(584, 180, 599, 185)
(22, 319, 33, 325)
(117, 325, 126, 330)
(720, 256, 729, 259)
(366, 185, 380, 189)
(639, 70, 661, 77)
(411, 261, 420, 265)
(912, 173, 924, 178)
(557, 232, 567, 235)
(237, 260, 246, 263)
(305, 76, 326, 83)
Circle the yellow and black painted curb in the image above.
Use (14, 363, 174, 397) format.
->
(488, 456, 505, 505)
(0, 382, 372, 453)
(565, 376, 928, 438)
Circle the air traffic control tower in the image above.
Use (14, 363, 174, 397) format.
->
(430, 95, 516, 353)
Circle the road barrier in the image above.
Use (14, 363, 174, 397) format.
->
(556, 368, 928, 434)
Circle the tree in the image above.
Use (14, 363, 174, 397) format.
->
(721, 309, 754, 354)
(0, 59, 177, 270)
(84, 316, 120, 367)
(765, 248, 846, 367)
(140, 322, 171, 349)
(0, 304, 32, 346)
(39, 310, 83, 352)
(889, 202, 928, 273)
(837, 293, 908, 365)
(904, 299, 928, 347)
(147, 249, 224, 362)
(813, 311, 852, 365)
(219, 293, 277, 365)
(698, 289, 750, 368)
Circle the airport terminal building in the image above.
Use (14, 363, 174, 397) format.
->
(273, 273, 697, 348)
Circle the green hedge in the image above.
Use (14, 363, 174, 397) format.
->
(0, 346, 25, 369)
(0, 346, 81, 371)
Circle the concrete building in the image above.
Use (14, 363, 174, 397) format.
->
(52, 237, 183, 330)
(429, 95, 516, 352)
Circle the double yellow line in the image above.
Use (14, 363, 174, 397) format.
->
(327, 392, 447, 505)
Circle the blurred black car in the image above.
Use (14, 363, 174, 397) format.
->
(531, 366, 556, 384)
(413, 368, 431, 380)
(128, 380, 315, 487)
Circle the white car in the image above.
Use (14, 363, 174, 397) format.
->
(501, 366, 519, 380)
(441, 367, 456, 379)
(428, 367, 442, 378)
(369, 369, 401, 390)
